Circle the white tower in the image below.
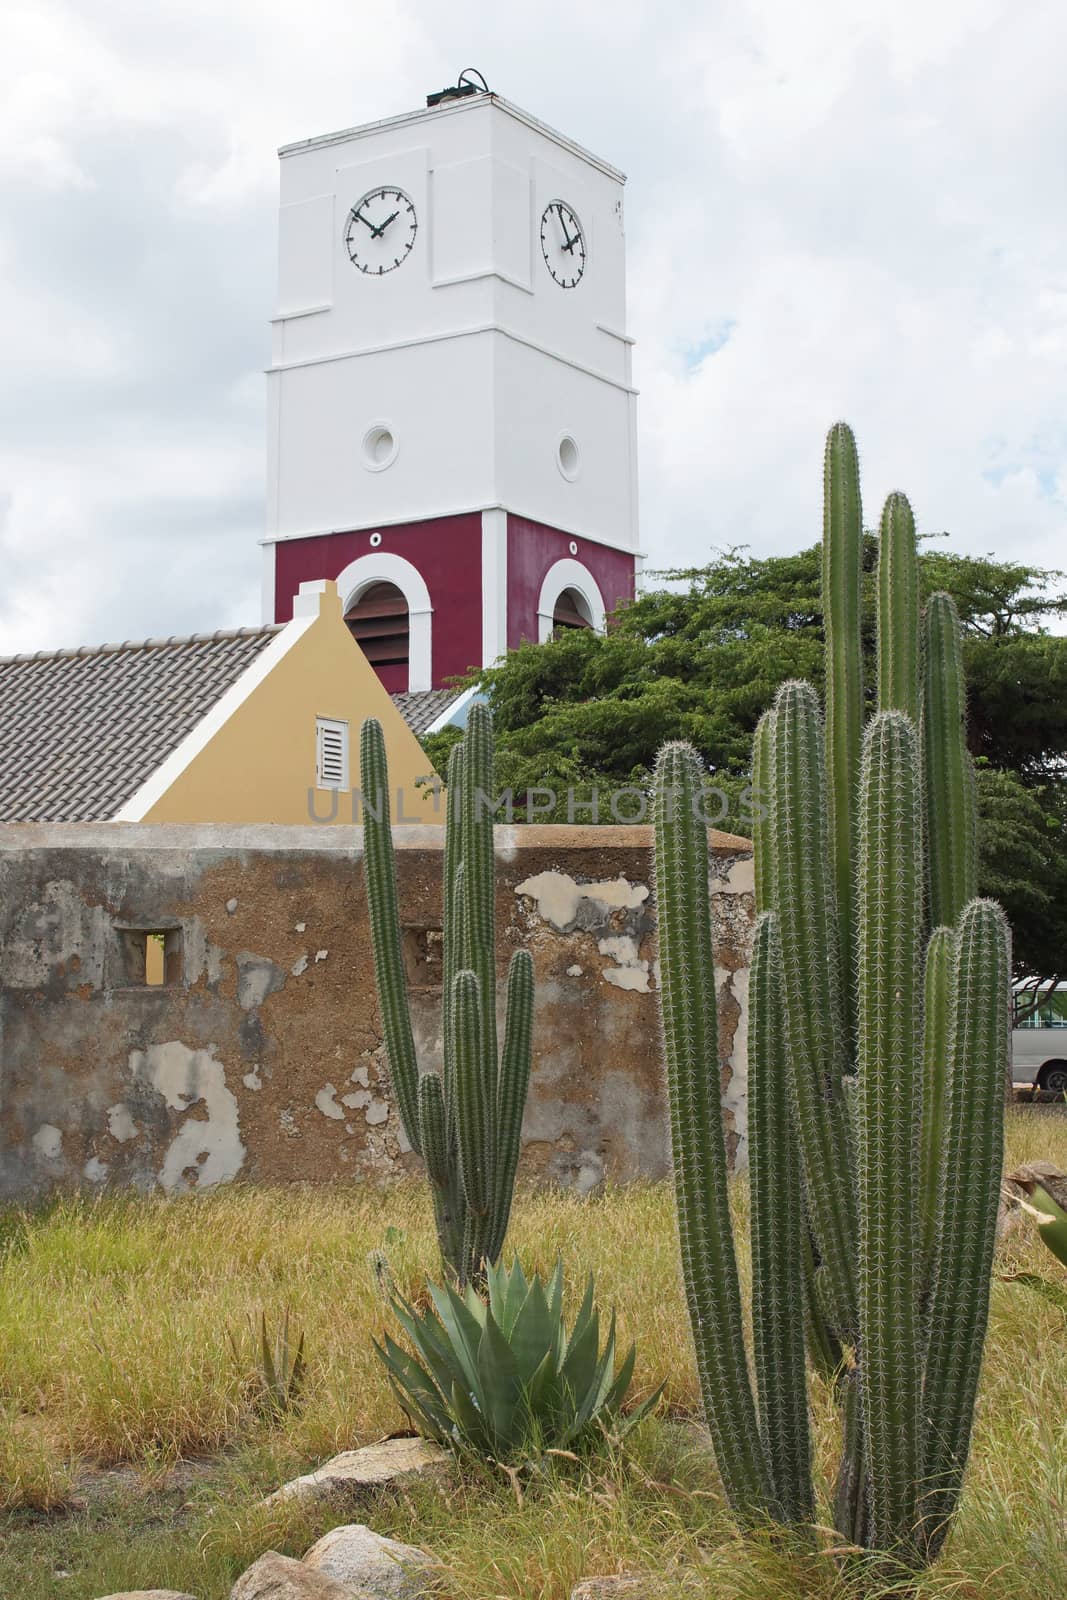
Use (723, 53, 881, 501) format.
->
(263, 85, 638, 692)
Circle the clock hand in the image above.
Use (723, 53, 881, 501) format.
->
(372, 210, 400, 238)
(353, 209, 377, 234)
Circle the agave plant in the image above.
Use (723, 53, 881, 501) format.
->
(374, 1258, 662, 1465)
(229, 1307, 307, 1419)
(1002, 1162, 1067, 1313)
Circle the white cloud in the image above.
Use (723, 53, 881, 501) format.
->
(0, 0, 1064, 654)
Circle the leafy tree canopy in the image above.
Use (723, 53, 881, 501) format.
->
(420, 541, 1067, 986)
(425, 541, 1067, 790)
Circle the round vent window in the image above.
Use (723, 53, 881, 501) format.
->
(362, 424, 398, 472)
(556, 434, 581, 481)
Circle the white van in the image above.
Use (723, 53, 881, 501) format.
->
(1012, 983, 1067, 1096)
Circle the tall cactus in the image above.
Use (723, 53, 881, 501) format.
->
(922, 592, 978, 927)
(876, 491, 920, 720)
(748, 911, 813, 1524)
(822, 423, 864, 1033)
(653, 742, 773, 1522)
(855, 711, 924, 1558)
(653, 425, 1009, 1578)
(361, 705, 533, 1287)
(922, 898, 1009, 1558)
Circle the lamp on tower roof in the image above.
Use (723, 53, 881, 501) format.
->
(426, 67, 491, 107)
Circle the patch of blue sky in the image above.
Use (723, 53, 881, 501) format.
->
(682, 320, 736, 373)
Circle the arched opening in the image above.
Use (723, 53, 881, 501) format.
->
(345, 581, 410, 691)
(552, 587, 593, 634)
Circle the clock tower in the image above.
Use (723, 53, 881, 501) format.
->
(262, 83, 638, 692)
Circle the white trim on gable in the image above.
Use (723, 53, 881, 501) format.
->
(114, 597, 320, 822)
(536, 557, 607, 643)
(425, 684, 483, 735)
(332, 551, 433, 691)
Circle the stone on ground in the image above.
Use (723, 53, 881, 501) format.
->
(303, 1524, 436, 1597)
(570, 1582, 654, 1599)
(230, 1551, 356, 1600)
(94, 1593, 199, 1600)
(262, 1437, 447, 1508)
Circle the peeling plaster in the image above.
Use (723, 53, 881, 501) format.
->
(315, 1084, 345, 1119)
(713, 856, 756, 896)
(515, 872, 648, 931)
(107, 1104, 138, 1143)
(597, 935, 651, 993)
(32, 1124, 62, 1162)
(365, 1098, 389, 1126)
(131, 1042, 246, 1193)
(291, 953, 309, 977)
(349, 1065, 370, 1087)
(315, 949, 328, 963)
(236, 953, 287, 1011)
(243, 1068, 263, 1091)
(566, 963, 583, 977)
(721, 962, 751, 1167)
(84, 1156, 109, 1183)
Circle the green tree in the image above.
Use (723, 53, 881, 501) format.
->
(420, 543, 1067, 989)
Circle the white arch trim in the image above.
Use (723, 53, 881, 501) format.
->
(332, 551, 433, 691)
(536, 557, 607, 643)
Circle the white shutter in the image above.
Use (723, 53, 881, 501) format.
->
(316, 717, 349, 790)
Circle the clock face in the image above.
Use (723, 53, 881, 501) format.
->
(345, 187, 418, 275)
(540, 201, 586, 288)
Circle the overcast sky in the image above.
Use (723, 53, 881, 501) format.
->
(2, 0, 1065, 653)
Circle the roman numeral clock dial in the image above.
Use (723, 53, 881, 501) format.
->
(540, 200, 586, 288)
(345, 187, 418, 274)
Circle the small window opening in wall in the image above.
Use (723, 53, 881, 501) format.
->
(316, 717, 350, 790)
(119, 927, 183, 986)
(553, 587, 593, 634)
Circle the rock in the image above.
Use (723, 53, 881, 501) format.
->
(94, 1593, 198, 1600)
(570, 1582, 654, 1599)
(262, 1437, 448, 1508)
(570, 1575, 701, 1598)
(1008, 1160, 1067, 1209)
(95, 1593, 199, 1600)
(230, 1552, 354, 1600)
(304, 1524, 435, 1597)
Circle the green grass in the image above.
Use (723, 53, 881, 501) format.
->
(0, 1110, 1064, 1599)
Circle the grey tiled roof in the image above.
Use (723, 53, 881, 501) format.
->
(0, 622, 466, 824)
(0, 627, 282, 822)
(391, 688, 465, 735)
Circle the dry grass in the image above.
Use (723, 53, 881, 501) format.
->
(0, 1110, 1064, 1598)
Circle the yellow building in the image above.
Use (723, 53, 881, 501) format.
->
(0, 581, 465, 826)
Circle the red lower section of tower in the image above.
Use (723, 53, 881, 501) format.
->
(272, 511, 636, 691)
(504, 516, 635, 650)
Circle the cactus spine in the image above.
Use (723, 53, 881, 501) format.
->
(653, 425, 1009, 1577)
(362, 705, 533, 1287)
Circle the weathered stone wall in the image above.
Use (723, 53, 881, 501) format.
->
(0, 824, 754, 1203)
